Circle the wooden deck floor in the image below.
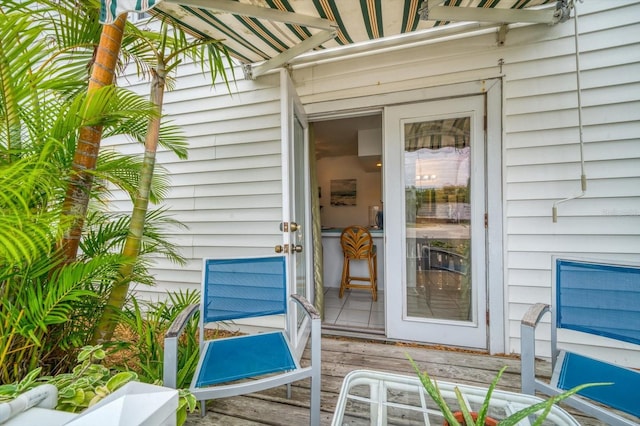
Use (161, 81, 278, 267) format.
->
(185, 335, 606, 426)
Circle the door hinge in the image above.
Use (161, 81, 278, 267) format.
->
(486, 310, 490, 326)
(484, 213, 488, 229)
(484, 93, 488, 131)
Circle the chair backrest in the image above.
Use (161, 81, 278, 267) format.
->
(554, 258, 640, 346)
(202, 256, 287, 323)
(340, 226, 374, 260)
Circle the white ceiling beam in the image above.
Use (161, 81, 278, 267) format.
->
(246, 29, 337, 79)
(165, 0, 336, 30)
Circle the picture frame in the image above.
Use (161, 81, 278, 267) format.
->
(330, 179, 357, 206)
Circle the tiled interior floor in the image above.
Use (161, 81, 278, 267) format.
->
(323, 287, 384, 330)
(323, 269, 468, 331)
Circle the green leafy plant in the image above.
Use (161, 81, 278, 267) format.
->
(177, 389, 197, 426)
(0, 2, 187, 382)
(117, 290, 201, 389)
(0, 344, 196, 425)
(409, 356, 609, 425)
(0, 346, 137, 412)
(47, 346, 137, 411)
(113, 291, 202, 424)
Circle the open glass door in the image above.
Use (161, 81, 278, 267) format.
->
(280, 70, 312, 359)
(384, 95, 487, 349)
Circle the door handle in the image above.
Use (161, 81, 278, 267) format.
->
(279, 222, 300, 232)
(274, 244, 302, 253)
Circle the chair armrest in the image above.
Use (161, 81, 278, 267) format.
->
(521, 303, 550, 329)
(166, 303, 200, 339)
(290, 294, 320, 320)
(163, 303, 200, 389)
(520, 303, 550, 395)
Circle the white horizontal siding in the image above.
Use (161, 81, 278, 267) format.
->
(473, 3, 636, 364)
(290, 0, 640, 363)
(508, 216, 640, 235)
(500, 1, 640, 365)
(109, 64, 283, 296)
(507, 197, 640, 218)
(110, 0, 639, 364)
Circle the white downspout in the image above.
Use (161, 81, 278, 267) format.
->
(552, 0, 586, 222)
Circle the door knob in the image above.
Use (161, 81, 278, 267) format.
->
(290, 222, 300, 232)
(275, 244, 301, 253)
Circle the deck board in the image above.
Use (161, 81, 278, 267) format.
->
(184, 335, 605, 425)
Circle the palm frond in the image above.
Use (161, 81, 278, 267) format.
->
(80, 209, 186, 267)
(0, 145, 65, 264)
(102, 96, 187, 160)
(1, 0, 196, 383)
(159, 20, 236, 93)
(0, 12, 50, 156)
(92, 150, 173, 204)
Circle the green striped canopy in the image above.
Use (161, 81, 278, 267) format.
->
(100, 0, 556, 74)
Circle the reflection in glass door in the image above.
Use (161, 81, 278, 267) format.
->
(292, 114, 308, 307)
(405, 118, 471, 322)
(385, 95, 486, 349)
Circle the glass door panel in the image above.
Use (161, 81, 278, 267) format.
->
(292, 113, 308, 322)
(405, 118, 471, 322)
(385, 95, 486, 349)
(281, 70, 311, 359)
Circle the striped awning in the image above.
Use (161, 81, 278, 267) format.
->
(100, 0, 562, 78)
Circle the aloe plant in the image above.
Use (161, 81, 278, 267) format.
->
(409, 356, 609, 425)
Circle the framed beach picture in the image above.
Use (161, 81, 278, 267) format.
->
(330, 179, 357, 206)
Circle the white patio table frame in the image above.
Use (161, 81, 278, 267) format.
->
(332, 369, 580, 426)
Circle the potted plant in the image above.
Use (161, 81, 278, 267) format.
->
(409, 357, 608, 426)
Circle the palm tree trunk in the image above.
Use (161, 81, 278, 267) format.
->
(92, 63, 166, 344)
(59, 14, 127, 262)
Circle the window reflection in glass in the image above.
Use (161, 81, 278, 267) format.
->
(404, 117, 472, 322)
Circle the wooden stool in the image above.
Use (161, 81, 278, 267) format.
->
(339, 225, 377, 301)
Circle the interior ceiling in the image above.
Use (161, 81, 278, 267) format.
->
(314, 115, 382, 159)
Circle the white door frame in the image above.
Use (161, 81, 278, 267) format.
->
(280, 69, 313, 359)
(306, 79, 504, 353)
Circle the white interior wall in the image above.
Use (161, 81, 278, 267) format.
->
(317, 156, 382, 228)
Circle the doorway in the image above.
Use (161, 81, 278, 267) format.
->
(303, 79, 503, 352)
(312, 113, 385, 332)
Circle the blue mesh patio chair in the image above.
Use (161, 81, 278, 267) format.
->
(163, 256, 321, 425)
(521, 257, 640, 426)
